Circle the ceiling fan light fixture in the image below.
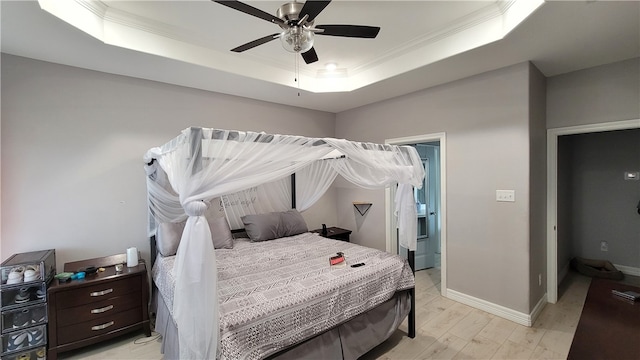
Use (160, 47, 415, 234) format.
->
(214, 0, 380, 65)
(280, 26, 314, 53)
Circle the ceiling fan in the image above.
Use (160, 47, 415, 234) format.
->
(213, 0, 380, 64)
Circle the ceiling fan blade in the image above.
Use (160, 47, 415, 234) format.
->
(231, 33, 280, 52)
(300, 0, 331, 23)
(301, 47, 319, 64)
(316, 25, 380, 38)
(213, 1, 285, 26)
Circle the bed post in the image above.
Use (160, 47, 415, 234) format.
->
(291, 173, 296, 209)
(150, 235, 157, 268)
(408, 249, 416, 338)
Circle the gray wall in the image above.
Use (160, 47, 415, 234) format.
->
(1, 54, 337, 270)
(336, 185, 385, 249)
(336, 62, 536, 314)
(528, 64, 547, 307)
(547, 58, 640, 128)
(547, 58, 640, 275)
(559, 129, 640, 268)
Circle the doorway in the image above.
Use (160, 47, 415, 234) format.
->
(547, 119, 639, 303)
(412, 143, 441, 271)
(386, 132, 447, 296)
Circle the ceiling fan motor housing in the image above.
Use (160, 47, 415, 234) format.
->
(276, 2, 312, 28)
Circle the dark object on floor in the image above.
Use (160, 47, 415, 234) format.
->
(570, 257, 624, 280)
(568, 278, 640, 360)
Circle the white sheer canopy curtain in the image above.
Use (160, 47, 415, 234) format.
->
(323, 138, 424, 251)
(143, 127, 424, 359)
(144, 128, 334, 359)
(296, 159, 338, 211)
(144, 160, 187, 237)
(221, 178, 292, 230)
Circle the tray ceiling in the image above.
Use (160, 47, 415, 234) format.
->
(2, 1, 638, 112)
(37, 0, 542, 93)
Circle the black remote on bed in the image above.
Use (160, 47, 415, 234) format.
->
(351, 263, 365, 268)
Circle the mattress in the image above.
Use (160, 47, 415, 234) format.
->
(152, 232, 414, 360)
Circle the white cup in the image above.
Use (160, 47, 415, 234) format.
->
(126, 247, 139, 267)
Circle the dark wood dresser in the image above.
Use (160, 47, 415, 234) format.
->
(47, 254, 151, 360)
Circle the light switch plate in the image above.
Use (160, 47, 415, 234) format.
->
(496, 190, 515, 202)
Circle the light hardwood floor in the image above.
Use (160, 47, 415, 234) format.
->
(361, 270, 591, 360)
(58, 270, 592, 360)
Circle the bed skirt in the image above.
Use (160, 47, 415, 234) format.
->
(153, 287, 411, 360)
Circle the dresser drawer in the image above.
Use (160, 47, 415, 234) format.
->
(54, 275, 140, 309)
(56, 291, 141, 327)
(57, 307, 142, 345)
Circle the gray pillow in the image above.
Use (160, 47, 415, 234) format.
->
(156, 221, 186, 257)
(156, 198, 234, 256)
(209, 216, 233, 249)
(280, 209, 308, 237)
(242, 212, 282, 242)
(242, 210, 308, 242)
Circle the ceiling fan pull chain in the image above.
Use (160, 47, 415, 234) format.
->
(296, 53, 301, 97)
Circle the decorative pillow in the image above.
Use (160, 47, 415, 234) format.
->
(242, 212, 282, 242)
(156, 197, 234, 256)
(156, 217, 233, 256)
(209, 216, 233, 249)
(156, 221, 186, 257)
(280, 209, 308, 237)
(242, 210, 308, 242)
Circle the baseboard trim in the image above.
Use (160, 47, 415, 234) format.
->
(446, 288, 542, 327)
(614, 264, 640, 277)
(530, 293, 547, 325)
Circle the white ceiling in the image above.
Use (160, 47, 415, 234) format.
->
(1, 0, 639, 113)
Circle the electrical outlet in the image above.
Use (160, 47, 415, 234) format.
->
(496, 190, 515, 202)
(600, 241, 608, 251)
(538, 274, 542, 286)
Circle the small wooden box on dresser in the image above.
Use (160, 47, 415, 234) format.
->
(47, 254, 151, 360)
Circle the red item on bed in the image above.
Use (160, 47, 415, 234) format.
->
(330, 254, 344, 266)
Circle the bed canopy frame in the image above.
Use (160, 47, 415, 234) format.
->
(144, 127, 424, 359)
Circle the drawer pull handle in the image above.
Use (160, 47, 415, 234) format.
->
(91, 321, 114, 331)
(90, 288, 113, 297)
(91, 305, 114, 314)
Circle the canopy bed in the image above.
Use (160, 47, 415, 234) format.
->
(144, 127, 424, 359)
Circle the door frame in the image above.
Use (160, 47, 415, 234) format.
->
(546, 119, 639, 303)
(386, 132, 447, 296)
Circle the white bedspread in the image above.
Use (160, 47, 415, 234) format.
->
(152, 232, 414, 359)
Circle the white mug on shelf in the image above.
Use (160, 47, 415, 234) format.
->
(126, 247, 139, 267)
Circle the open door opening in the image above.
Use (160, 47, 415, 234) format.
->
(407, 143, 440, 271)
(387, 133, 447, 297)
